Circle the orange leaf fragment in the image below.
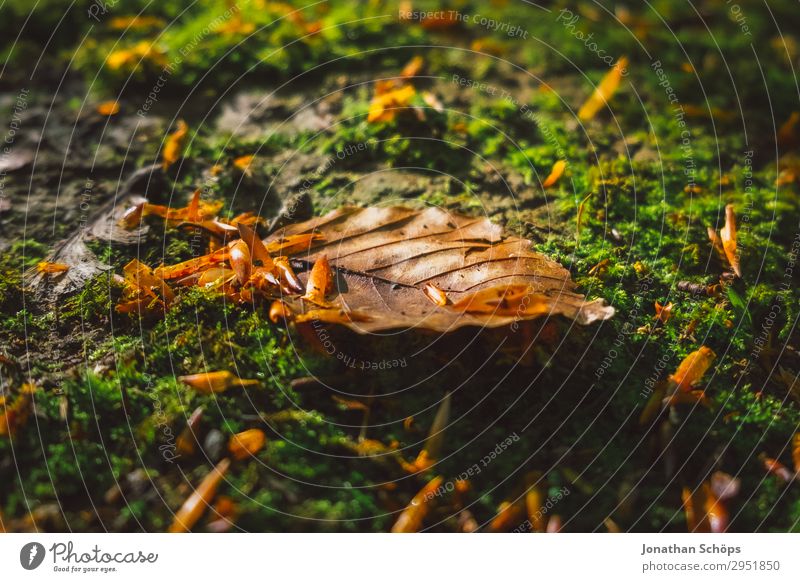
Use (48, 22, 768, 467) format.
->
(408, 391, 451, 473)
(488, 499, 526, 532)
(793, 433, 800, 474)
(451, 284, 550, 318)
(118, 202, 145, 229)
(653, 301, 674, 324)
(422, 283, 448, 307)
(269, 300, 293, 324)
(708, 204, 741, 277)
(639, 382, 667, 426)
(178, 371, 259, 394)
(368, 84, 415, 123)
(185, 189, 201, 222)
(400, 55, 424, 79)
(196, 267, 236, 288)
(302, 255, 333, 306)
(162, 119, 189, 170)
(0, 384, 36, 437)
(233, 155, 255, 175)
(36, 261, 70, 275)
(106, 41, 166, 71)
(155, 248, 229, 280)
(265, 233, 323, 255)
(237, 223, 274, 271)
(542, 159, 567, 188)
(669, 346, 716, 392)
(294, 308, 370, 325)
(524, 472, 546, 533)
(229, 240, 252, 286)
(273, 256, 304, 294)
(578, 57, 628, 122)
(719, 204, 741, 277)
(176, 406, 203, 457)
(96, 100, 120, 116)
(391, 475, 444, 533)
(702, 483, 729, 533)
(227, 429, 266, 461)
(762, 455, 794, 484)
(168, 458, 230, 533)
(122, 259, 175, 305)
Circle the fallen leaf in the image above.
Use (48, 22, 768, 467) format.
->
(762, 455, 794, 484)
(96, 100, 120, 116)
(489, 499, 526, 532)
(408, 392, 451, 473)
(682, 486, 709, 532)
(228, 429, 266, 461)
(301, 255, 333, 306)
(524, 472, 546, 532)
(542, 159, 567, 188)
(233, 154, 255, 175)
(391, 475, 443, 533)
(0, 384, 36, 437)
(36, 261, 70, 275)
(178, 371, 259, 394)
(162, 120, 189, 170)
(702, 483, 728, 533)
(269, 206, 614, 333)
(669, 347, 716, 392)
(708, 204, 741, 277)
(578, 57, 628, 121)
(106, 41, 166, 72)
(400, 55, 424, 78)
(653, 301, 674, 324)
(368, 85, 416, 123)
(168, 458, 230, 533)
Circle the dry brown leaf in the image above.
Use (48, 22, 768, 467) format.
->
(578, 57, 628, 121)
(270, 206, 614, 333)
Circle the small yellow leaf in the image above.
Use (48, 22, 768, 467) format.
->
(96, 100, 120, 116)
(542, 159, 567, 188)
(578, 57, 628, 122)
(162, 120, 189, 170)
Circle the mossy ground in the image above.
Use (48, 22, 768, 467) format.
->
(2, 0, 800, 531)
